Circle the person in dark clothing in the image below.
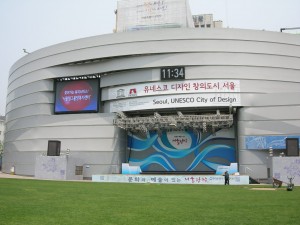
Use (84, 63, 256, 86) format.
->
(224, 171, 230, 185)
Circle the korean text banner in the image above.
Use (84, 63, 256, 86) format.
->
(107, 80, 240, 100)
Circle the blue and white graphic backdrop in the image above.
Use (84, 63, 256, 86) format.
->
(127, 128, 236, 173)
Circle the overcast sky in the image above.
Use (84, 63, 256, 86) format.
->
(0, 0, 299, 116)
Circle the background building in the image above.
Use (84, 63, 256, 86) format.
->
(116, 0, 194, 32)
(193, 14, 223, 28)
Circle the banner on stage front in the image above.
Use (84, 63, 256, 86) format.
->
(92, 174, 250, 185)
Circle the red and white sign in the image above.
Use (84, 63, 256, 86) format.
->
(107, 80, 240, 100)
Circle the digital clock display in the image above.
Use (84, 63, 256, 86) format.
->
(161, 67, 185, 80)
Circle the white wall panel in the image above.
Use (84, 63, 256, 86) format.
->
(238, 120, 300, 135)
(5, 126, 117, 142)
(6, 114, 114, 131)
(4, 138, 124, 153)
(187, 66, 300, 82)
(6, 92, 54, 113)
(6, 79, 53, 103)
(239, 106, 300, 121)
(6, 104, 53, 121)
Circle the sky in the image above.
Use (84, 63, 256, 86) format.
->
(0, 0, 299, 116)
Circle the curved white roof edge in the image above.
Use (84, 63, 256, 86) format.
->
(10, 28, 300, 75)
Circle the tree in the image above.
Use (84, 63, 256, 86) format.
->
(0, 141, 2, 170)
(0, 141, 3, 157)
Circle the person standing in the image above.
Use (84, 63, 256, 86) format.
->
(224, 171, 230, 185)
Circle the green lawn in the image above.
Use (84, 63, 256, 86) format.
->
(0, 179, 299, 225)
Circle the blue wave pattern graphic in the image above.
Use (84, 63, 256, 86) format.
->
(128, 129, 236, 172)
(245, 135, 300, 150)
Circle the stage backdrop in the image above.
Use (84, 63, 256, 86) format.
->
(127, 127, 236, 173)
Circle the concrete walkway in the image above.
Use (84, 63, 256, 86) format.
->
(0, 172, 92, 182)
(0, 171, 34, 179)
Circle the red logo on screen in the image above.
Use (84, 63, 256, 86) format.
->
(60, 81, 93, 111)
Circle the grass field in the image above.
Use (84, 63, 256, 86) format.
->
(0, 179, 299, 225)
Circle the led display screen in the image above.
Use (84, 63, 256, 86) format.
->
(54, 79, 99, 114)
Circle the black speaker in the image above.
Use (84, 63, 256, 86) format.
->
(286, 138, 299, 156)
(47, 140, 61, 156)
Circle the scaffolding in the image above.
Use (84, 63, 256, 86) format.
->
(114, 110, 234, 134)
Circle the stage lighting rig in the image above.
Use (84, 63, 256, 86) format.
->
(113, 110, 234, 134)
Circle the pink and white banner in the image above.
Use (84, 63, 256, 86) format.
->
(107, 80, 240, 100)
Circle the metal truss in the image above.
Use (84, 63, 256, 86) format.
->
(114, 110, 233, 134)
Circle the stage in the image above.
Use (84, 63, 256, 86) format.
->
(92, 174, 250, 185)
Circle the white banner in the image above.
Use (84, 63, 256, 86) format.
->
(92, 174, 250, 185)
(272, 157, 300, 185)
(109, 93, 241, 112)
(107, 80, 240, 100)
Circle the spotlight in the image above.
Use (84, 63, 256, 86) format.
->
(116, 111, 127, 119)
(177, 111, 184, 117)
(203, 122, 207, 132)
(169, 117, 177, 127)
(154, 112, 161, 118)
